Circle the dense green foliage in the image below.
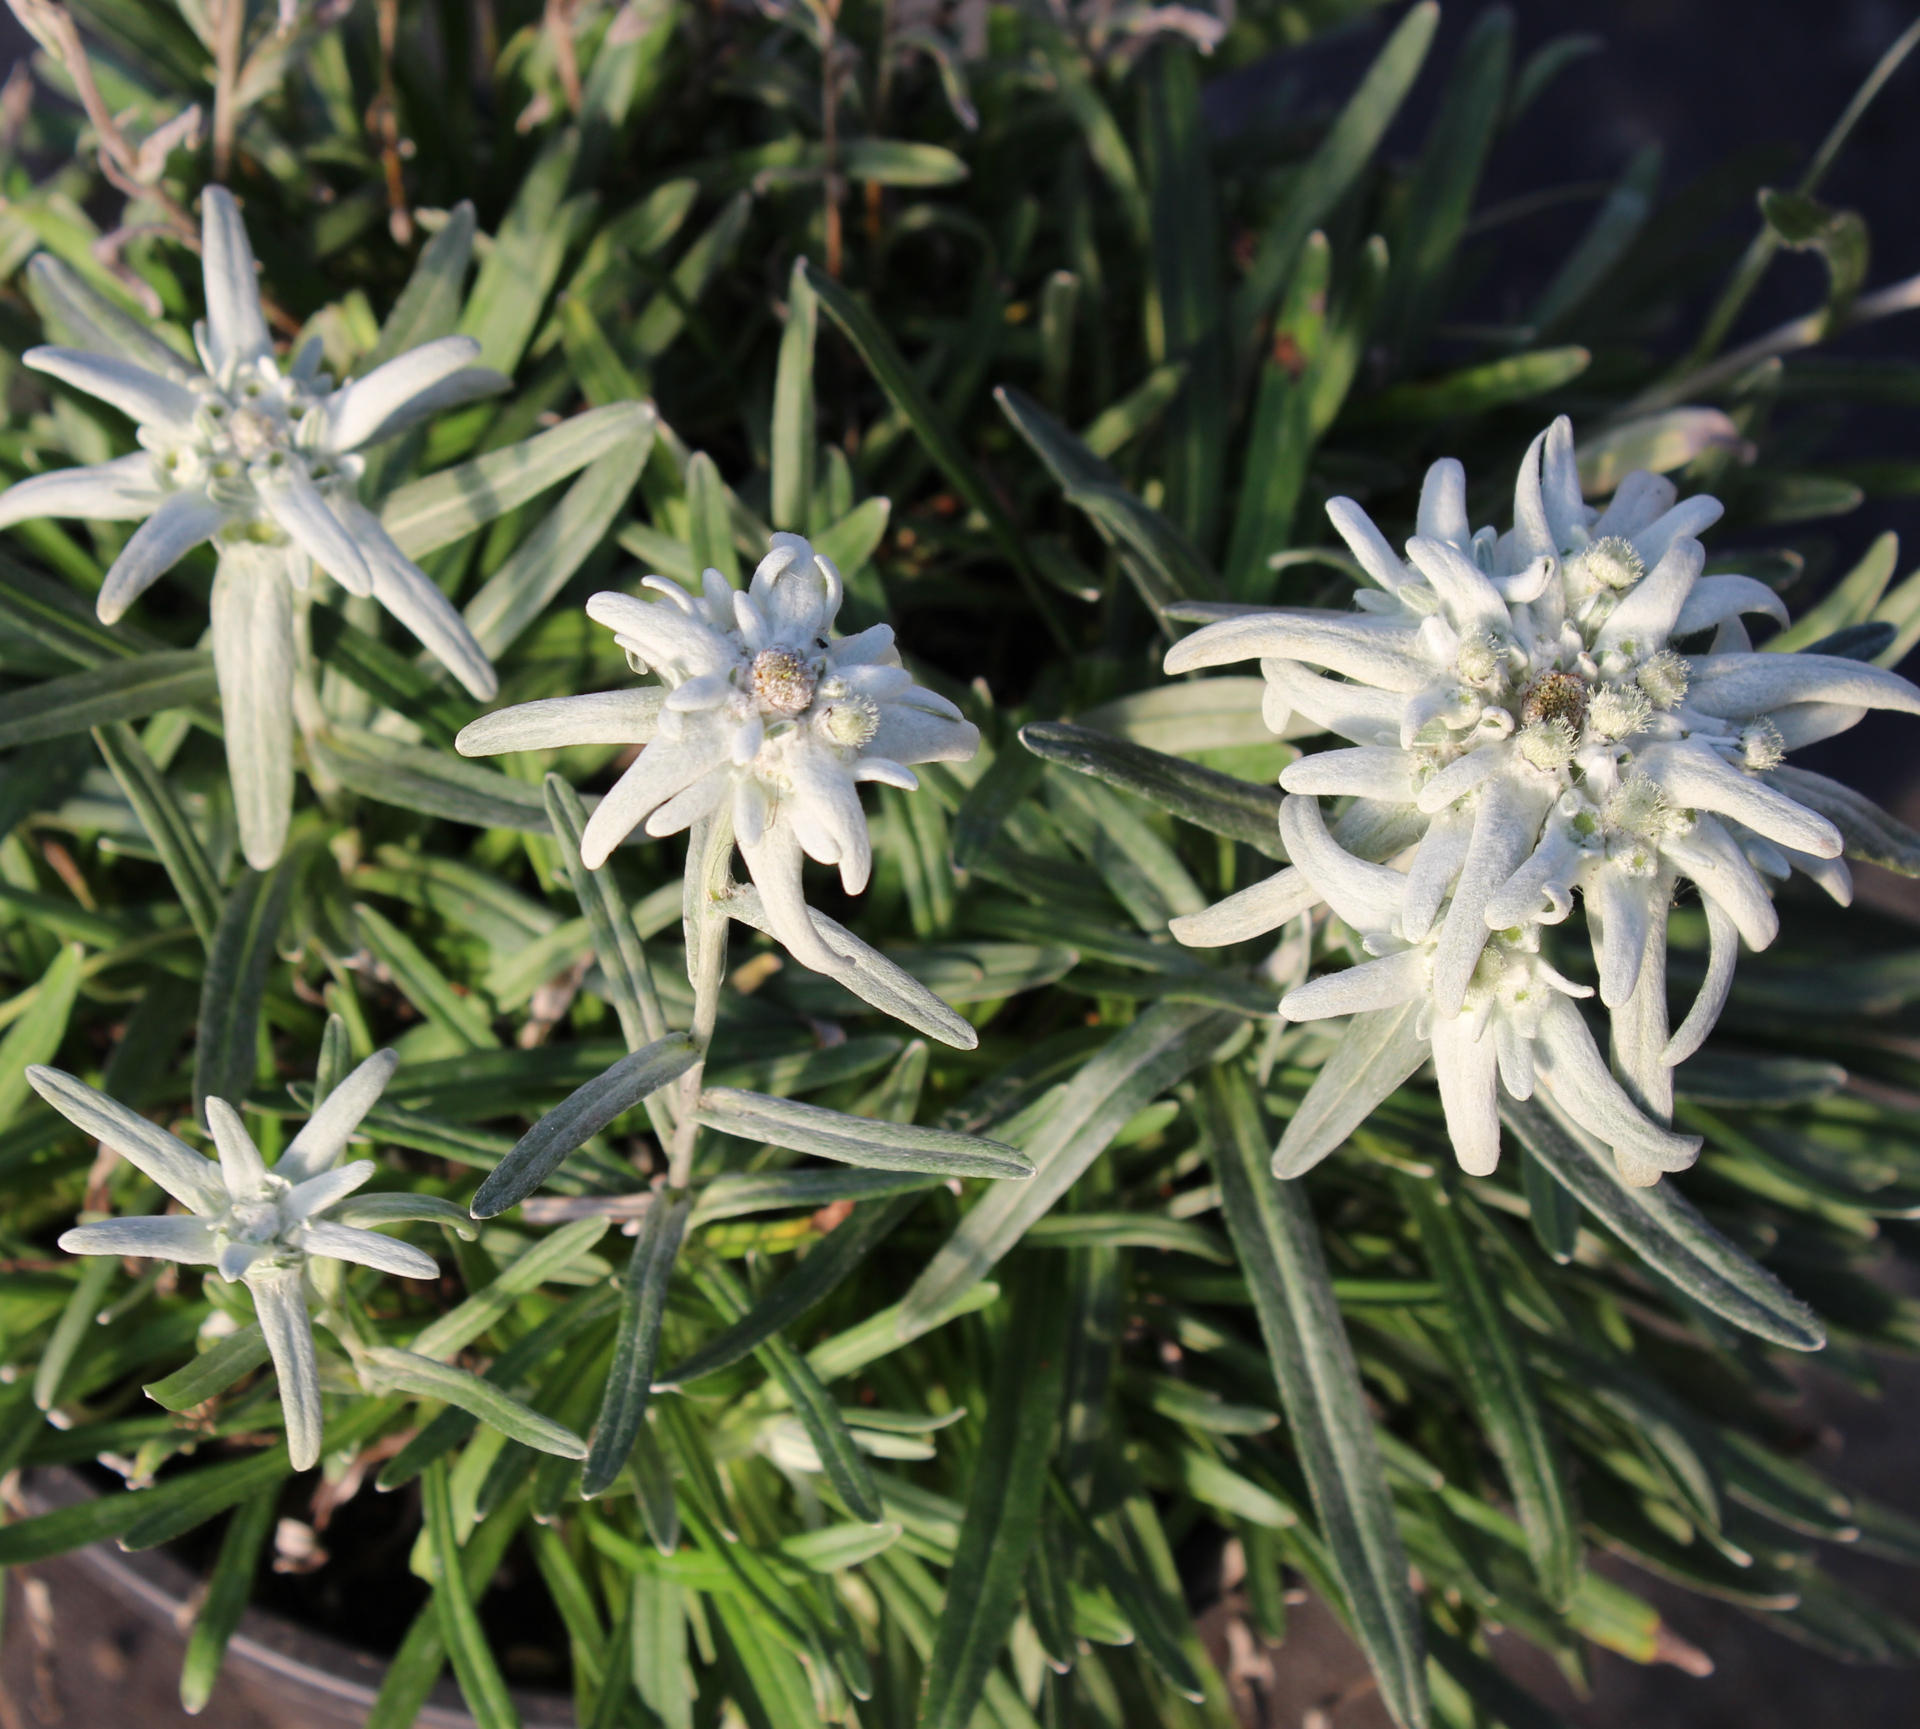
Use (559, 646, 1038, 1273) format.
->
(3, 3, 1920, 1726)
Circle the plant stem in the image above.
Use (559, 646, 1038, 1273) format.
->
(667, 810, 734, 1188)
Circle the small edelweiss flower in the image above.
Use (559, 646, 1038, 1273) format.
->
(0, 190, 502, 869)
(31, 1052, 431, 1469)
(456, 532, 980, 972)
(1166, 416, 1920, 1172)
(1273, 796, 1702, 1186)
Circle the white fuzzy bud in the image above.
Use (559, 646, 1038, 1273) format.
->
(1588, 683, 1652, 742)
(1517, 718, 1578, 770)
(1739, 719, 1785, 772)
(1636, 649, 1690, 710)
(1581, 535, 1645, 591)
(1605, 773, 1673, 838)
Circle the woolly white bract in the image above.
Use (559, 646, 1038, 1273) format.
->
(0, 189, 500, 869)
(457, 531, 980, 973)
(32, 1052, 430, 1469)
(1169, 417, 1920, 1183)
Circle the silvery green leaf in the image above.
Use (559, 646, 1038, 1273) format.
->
(1022, 1213, 1232, 1263)
(312, 726, 553, 832)
(210, 556, 295, 872)
(725, 881, 979, 1049)
(807, 1280, 1001, 1382)
(409, 1218, 612, 1360)
(779, 1521, 903, 1572)
(771, 256, 817, 531)
(1020, 722, 1285, 858)
(246, 1265, 323, 1471)
(584, 1189, 689, 1498)
(695, 1087, 1031, 1180)
(92, 723, 222, 949)
(689, 1168, 941, 1227)
(361, 1346, 587, 1458)
(328, 1193, 480, 1241)
(0, 652, 216, 749)
(1502, 1093, 1824, 1350)
(471, 1034, 700, 1219)
(1272, 1003, 1429, 1179)
(368, 201, 475, 367)
(1077, 678, 1283, 755)
(24, 1069, 220, 1216)
(144, 1323, 270, 1411)
(897, 1002, 1238, 1335)
(1764, 764, 1920, 875)
(379, 402, 654, 559)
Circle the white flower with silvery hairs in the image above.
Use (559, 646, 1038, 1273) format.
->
(456, 532, 979, 972)
(1168, 416, 1920, 1180)
(0, 189, 501, 869)
(32, 1053, 432, 1469)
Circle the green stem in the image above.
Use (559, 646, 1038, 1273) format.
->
(668, 809, 734, 1187)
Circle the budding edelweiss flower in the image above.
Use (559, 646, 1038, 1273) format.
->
(0, 190, 502, 869)
(457, 532, 980, 973)
(31, 1053, 429, 1468)
(1166, 416, 1920, 1182)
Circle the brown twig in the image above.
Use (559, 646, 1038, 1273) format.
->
(545, 0, 583, 115)
(210, 0, 242, 181)
(367, 0, 412, 243)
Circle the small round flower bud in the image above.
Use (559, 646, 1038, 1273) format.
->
(1605, 773, 1671, 838)
(819, 694, 880, 749)
(1581, 535, 1645, 591)
(1635, 649, 1690, 710)
(1588, 683, 1652, 742)
(751, 647, 817, 715)
(1517, 718, 1577, 770)
(1739, 719, 1785, 772)
(1455, 632, 1500, 685)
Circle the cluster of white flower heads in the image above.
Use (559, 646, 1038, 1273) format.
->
(458, 531, 979, 974)
(1170, 418, 1920, 1184)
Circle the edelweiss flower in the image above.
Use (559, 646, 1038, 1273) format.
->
(1169, 416, 1920, 1178)
(456, 532, 979, 971)
(0, 189, 501, 868)
(32, 1053, 432, 1468)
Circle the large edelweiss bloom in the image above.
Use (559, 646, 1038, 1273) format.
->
(0, 189, 500, 868)
(1169, 417, 1920, 1178)
(456, 532, 979, 971)
(31, 1053, 431, 1468)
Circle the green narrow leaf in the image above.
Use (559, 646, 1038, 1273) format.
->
(178, 1486, 277, 1713)
(363, 1347, 588, 1458)
(661, 1191, 924, 1386)
(772, 257, 817, 531)
(0, 563, 146, 668)
(1272, 1002, 1429, 1178)
(353, 900, 500, 1052)
(1347, 346, 1591, 423)
(0, 651, 215, 748)
(582, 1191, 688, 1496)
(1520, 1145, 1581, 1264)
(314, 727, 553, 832)
(1079, 360, 1186, 459)
(1204, 1067, 1428, 1729)
(1768, 530, 1900, 651)
(410, 1219, 613, 1361)
(558, 293, 646, 406)
(1018, 722, 1283, 857)
(1039, 269, 1080, 413)
(306, 605, 472, 748)
(1233, 2, 1439, 356)
(1763, 763, 1920, 874)
(630, 1569, 691, 1728)
(464, 430, 656, 657)
(471, 1035, 700, 1218)
(693, 1087, 1032, 1179)
(633, 191, 753, 361)
(459, 129, 588, 375)
(806, 264, 1072, 650)
(1502, 1095, 1825, 1350)
(812, 495, 890, 582)
(684, 451, 739, 587)
(0, 943, 83, 1133)
(694, 1259, 882, 1523)
(145, 1324, 270, 1412)
(92, 723, 222, 947)
(33, 1252, 116, 1413)
(1042, 34, 1149, 244)
(1530, 143, 1662, 332)
(1404, 1176, 1578, 1608)
(899, 1003, 1237, 1333)
(424, 1459, 522, 1729)
(921, 1255, 1066, 1729)
(195, 859, 297, 1125)
(369, 202, 475, 366)
(381, 402, 654, 559)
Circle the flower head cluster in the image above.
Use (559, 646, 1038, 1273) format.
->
(32, 1053, 429, 1468)
(0, 189, 501, 868)
(458, 532, 979, 972)
(1170, 418, 1920, 1182)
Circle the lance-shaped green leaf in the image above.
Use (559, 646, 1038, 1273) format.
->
(0, 944, 83, 1135)
(34, 1253, 116, 1413)
(410, 1218, 613, 1360)
(806, 263, 1072, 650)
(1233, 2, 1438, 355)
(1273, 1002, 1429, 1178)
(307, 604, 473, 748)
(328, 1193, 479, 1240)
(633, 191, 753, 361)
(178, 1484, 277, 1714)
(355, 900, 500, 1052)
(313, 727, 553, 832)
(1023, 1212, 1231, 1263)
(1502, 1095, 1824, 1350)
(582, 1190, 688, 1497)
(780, 1521, 903, 1573)
(458, 128, 590, 377)
(1531, 142, 1662, 333)
(380, 402, 654, 559)
(1019, 722, 1283, 858)
(195, 859, 297, 1127)
(772, 256, 817, 531)
(0, 651, 215, 748)
(1764, 762, 1920, 874)
(144, 1323, 272, 1412)
(471, 1034, 699, 1218)
(688, 1167, 940, 1226)
(725, 881, 979, 1049)
(1404, 1176, 1577, 1608)
(1521, 1146, 1582, 1265)
(423, 1459, 520, 1729)
(1346, 346, 1590, 423)
(1205, 1068, 1428, 1729)
(898, 1003, 1238, 1334)
(92, 723, 223, 947)
(361, 1346, 587, 1458)
(695, 1088, 1030, 1180)
(369, 201, 475, 365)
(695, 1258, 881, 1524)
(660, 1191, 925, 1387)
(921, 1256, 1066, 1729)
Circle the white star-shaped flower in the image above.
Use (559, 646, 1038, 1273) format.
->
(0, 189, 502, 868)
(32, 1052, 433, 1469)
(457, 531, 979, 972)
(1169, 416, 1920, 1176)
